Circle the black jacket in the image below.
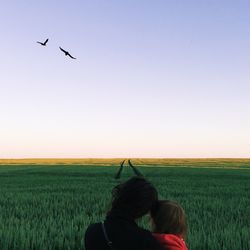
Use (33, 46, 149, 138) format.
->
(84, 211, 164, 250)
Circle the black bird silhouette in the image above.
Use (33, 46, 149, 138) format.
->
(59, 47, 76, 59)
(37, 38, 49, 46)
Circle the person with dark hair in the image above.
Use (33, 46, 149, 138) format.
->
(150, 200, 188, 250)
(84, 177, 164, 250)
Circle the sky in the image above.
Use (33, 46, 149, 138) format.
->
(0, 0, 250, 158)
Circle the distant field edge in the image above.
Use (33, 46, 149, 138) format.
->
(0, 158, 250, 170)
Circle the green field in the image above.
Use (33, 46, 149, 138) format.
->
(0, 159, 249, 249)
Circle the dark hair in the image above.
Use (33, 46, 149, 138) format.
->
(150, 200, 187, 239)
(110, 177, 158, 219)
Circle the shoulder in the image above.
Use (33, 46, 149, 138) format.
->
(138, 228, 165, 250)
(84, 222, 103, 242)
(85, 222, 102, 235)
(84, 222, 104, 250)
(153, 233, 188, 250)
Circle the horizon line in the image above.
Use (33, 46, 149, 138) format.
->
(1, 157, 250, 160)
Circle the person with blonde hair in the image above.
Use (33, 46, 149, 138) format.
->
(150, 200, 188, 250)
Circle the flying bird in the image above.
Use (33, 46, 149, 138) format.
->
(59, 47, 76, 59)
(37, 38, 49, 46)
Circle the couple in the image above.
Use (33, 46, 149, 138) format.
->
(84, 177, 188, 250)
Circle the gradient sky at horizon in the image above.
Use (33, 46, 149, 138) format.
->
(1, 0, 250, 158)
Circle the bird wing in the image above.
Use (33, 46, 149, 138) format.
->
(68, 53, 76, 59)
(37, 41, 42, 45)
(59, 47, 67, 53)
(44, 39, 49, 44)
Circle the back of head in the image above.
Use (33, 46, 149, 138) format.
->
(150, 200, 187, 239)
(110, 177, 158, 219)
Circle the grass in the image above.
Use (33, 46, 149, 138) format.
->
(0, 159, 249, 249)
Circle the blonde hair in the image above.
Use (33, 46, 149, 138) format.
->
(150, 200, 187, 239)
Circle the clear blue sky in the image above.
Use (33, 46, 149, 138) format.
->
(1, 0, 250, 158)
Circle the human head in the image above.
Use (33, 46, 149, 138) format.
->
(150, 200, 187, 239)
(110, 177, 158, 219)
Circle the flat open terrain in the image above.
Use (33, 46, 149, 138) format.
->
(0, 159, 249, 249)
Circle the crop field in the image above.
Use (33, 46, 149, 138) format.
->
(0, 159, 249, 250)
